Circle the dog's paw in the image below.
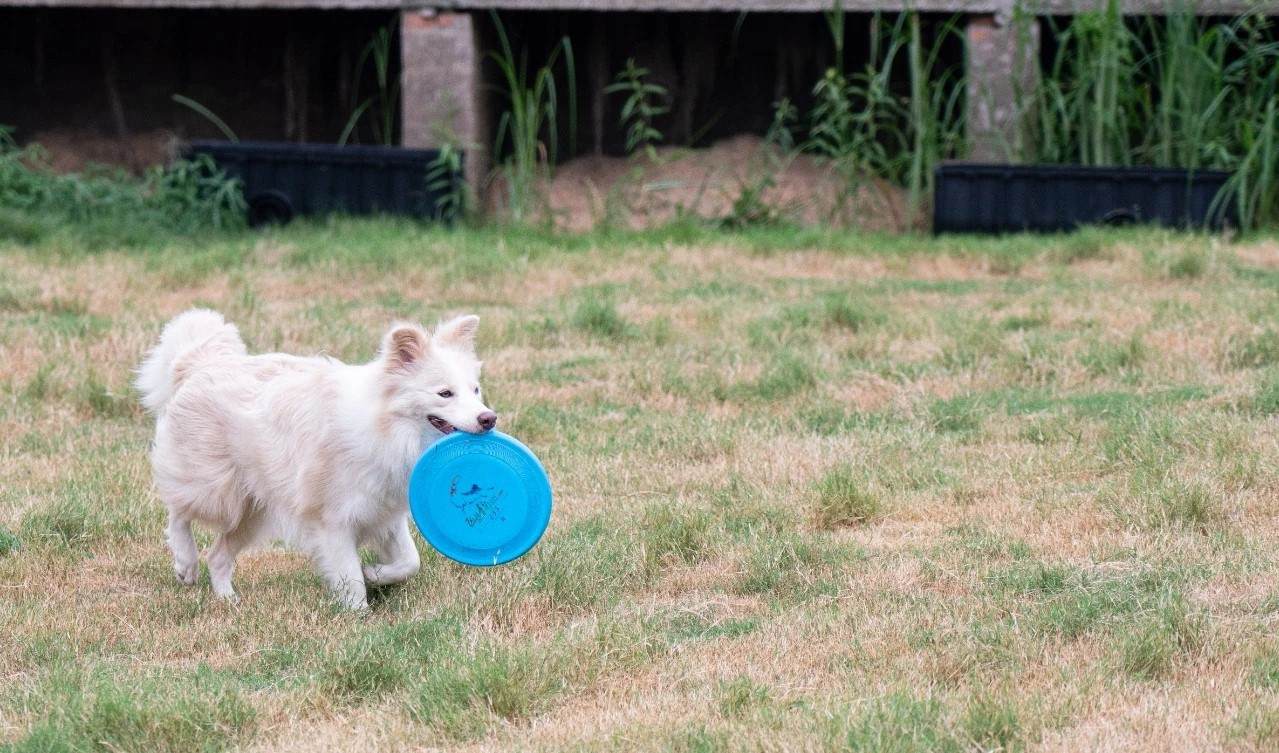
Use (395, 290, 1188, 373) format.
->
(174, 562, 198, 586)
(363, 564, 392, 587)
(213, 585, 239, 604)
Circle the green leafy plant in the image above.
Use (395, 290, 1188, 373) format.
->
(803, 11, 965, 227)
(426, 143, 468, 222)
(605, 58, 670, 161)
(0, 126, 245, 239)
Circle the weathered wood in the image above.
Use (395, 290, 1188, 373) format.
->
(589, 14, 608, 156)
(100, 29, 138, 170)
(7, 0, 1275, 15)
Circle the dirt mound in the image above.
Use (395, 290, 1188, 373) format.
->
(27, 129, 177, 174)
(504, 134, 911, 232)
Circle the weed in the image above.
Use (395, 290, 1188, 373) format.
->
(962, 696, 1023, 752)
(717, 677, 772, 718)
(171, 94, 239, 142)
(822, 292, 884, 331)
(1229, 702, 1279, 749)
(1145, 480, 1219, 532)
(1081, 334, 1145, 376)
(23, 363, 55, 401)
(804, 12, 966, 227)
(1118, 595, 1205, 679)
(572, 296, 631, 339)
(1250, 648, 1279, 689)
(833, 693, 962, 753)
(1168, 249, 1207, 279)
(1001, 313, 1048, 331)
(0, 128, 245, 240)
(746, 353, 817, 401)
(78, 372, 135, 419)
(813, 465, 881, 527)
(426, 142, 468, 222)
(314, 617, 460, 704)
(530, 516, 640, 610)
(487, 12, 576, 224)
(929, 394, 985, 434)
(605, 58, 670, 161)
(0, 526, 19, 556)
(1253, 372, 1279, 414)
(641, 503, 711, 574)
(1020, 8, 1279, 229)
(339, 25, 399, 146)
(666, 614, 759, 643)
(737, 535, 836, 599)
(1227, 329, 1279, 369)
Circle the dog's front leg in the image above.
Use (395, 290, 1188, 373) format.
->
(305, 525, 368, 610)
(363, 515, 421, 587)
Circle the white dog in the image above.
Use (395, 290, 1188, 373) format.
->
(136, 309, 496, 609)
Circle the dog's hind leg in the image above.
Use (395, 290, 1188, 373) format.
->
(363, 516, 421, 587)
(167, 511, 198, 586)
(207, 507, 265, 603)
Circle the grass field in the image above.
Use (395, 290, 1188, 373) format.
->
(4, 221, 1279, 752)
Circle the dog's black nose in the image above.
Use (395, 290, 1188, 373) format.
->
(478, 411, 497, 431)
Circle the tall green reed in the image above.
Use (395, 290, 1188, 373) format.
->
(340, 25, 400, 147)
(488, 11, 577, 224)
(1018, 4, 1279, 228)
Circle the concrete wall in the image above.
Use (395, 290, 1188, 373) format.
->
(400, 9, 486, 183)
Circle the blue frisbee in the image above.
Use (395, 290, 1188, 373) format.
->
(407, 430, 552, 567)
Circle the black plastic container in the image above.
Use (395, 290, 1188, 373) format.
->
(183, 141, 460, 226)
(933, 163, 1233, 234)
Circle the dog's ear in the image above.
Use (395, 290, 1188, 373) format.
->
(382, 322, 429, 371)
(434, 314, 480, 353)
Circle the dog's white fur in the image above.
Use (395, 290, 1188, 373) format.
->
(136, 309, 494, 609)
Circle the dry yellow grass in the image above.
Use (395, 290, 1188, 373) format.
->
(3, 223, 1279, 752)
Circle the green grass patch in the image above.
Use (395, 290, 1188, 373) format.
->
(0, 526, 21, 556)
(1080, 334, 1145, 377)
(736, 535, 847, 601)
(665, 613, 760, 644)
(1254, 372, 1279, 414)
(1250, 648, 1279, 690)
(962, 696, 1024, 753)
(314, 617, 462, 705)
(813, 465, 881, 528)
(741, 352, 818, 401)
(640, 503, 713, 575)
(831, 693, 962, 753)
(1229, 702, 1279, 749)
(530, 516, 642, 610)
(9, 668, 255, 753)
(928, 394, 986, 434)
(1117, 595, 1205, 679)
(1227, 329, 1279, 369)
(717, 677, 772, 718)
(572, 296, 632, 339)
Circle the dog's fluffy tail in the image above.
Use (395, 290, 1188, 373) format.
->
(136, 308, 246, 414)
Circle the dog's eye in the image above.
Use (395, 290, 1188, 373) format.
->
(473, 386, 480, 394)
(438, 390, 453, 398)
